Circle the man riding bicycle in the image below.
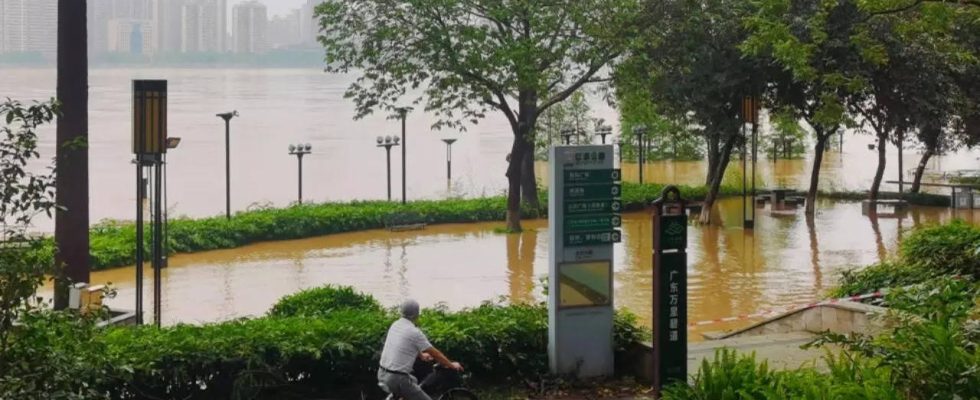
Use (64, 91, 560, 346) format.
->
(378, 300, 464, 400)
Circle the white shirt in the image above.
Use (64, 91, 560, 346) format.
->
(379, 318, 433, 373)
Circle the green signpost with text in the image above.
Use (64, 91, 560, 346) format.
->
(651, 186, 688, 396)
(548, 146, 621, 378)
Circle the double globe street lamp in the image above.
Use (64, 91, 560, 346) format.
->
(288, 143, 312, 204)
(377, 135, 401, 201)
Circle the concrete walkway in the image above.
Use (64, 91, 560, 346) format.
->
(688, 331, 829, 372)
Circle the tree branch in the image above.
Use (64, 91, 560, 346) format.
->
(538, 53, 616, 113)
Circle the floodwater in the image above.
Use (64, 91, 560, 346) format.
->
(1, 68, 978, 233)
(38, 198, 979, 339)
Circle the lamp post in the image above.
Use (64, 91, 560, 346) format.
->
(396, 107, 410, 205)
(216, 110, 238, 219)
(633, 125, 648, 184)
(377, 135, 400, 201)
(289, 143, 312, 204)
(560, 128, 574, 145)
(596, 124, 613, 144)
(442, 138, 458, 184)
(163, 137, 180, 270)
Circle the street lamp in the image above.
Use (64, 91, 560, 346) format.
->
(396, 107, 410, 205)
(596, 124, 613, 144)
(613, 136, 622, 162)
(633, 125, 648, 184)
(377, 135, 401, 201)
(442, 138, 458, 184)
(216, 110, 238, 219)
(288, 143, 312, 204)
(560, 128, 575, 145)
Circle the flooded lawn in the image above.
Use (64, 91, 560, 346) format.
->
(42, 198, 978, 340)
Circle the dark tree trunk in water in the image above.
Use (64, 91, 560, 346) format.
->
(705, 135, 720, 186)
(699, 136, 736, 225)
(869, 133, 888, 200)
(910, 147, 934, 194)
(54, 0, 90, 309)
(805, 132, 831, 216)
(505, 91, 538, 232)
(520, 144, 539, 209)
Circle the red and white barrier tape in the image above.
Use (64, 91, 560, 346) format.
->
(687, 290, 886, 328)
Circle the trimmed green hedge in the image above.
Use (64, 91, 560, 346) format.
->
(96, 286, 648, 399)
(46, 183, 741, 271)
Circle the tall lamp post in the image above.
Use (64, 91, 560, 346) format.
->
(633, 125, 648, 184)
(377, 135, 400, 201)
(216, 110, 238, 219)
(442, 138, 458, 185)
(163, 137, 181, 270)
(596, 124, 612, 144)
(288, 143, 312, 204)
(396, 107, 410, 204)
(613, 137, 622, 162)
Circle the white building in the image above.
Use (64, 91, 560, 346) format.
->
(153, 0, 225, 54)
(232, 0, 267, 54)
(0, 0, 58, 58)
(107, 18, 155, 55)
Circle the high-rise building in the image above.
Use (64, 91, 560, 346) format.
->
(299, 0, 325, 46)
(268, 9, 301, 49)
(232, 0, 267, 54)
(153, 0, 225, 54)
(107, 19, 155, 55)
(0, 0, 58, 58)
(89, 0, 154, 55)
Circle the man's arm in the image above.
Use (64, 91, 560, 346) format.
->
(421, 347, 463, 371)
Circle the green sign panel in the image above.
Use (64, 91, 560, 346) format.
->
(655, 251, 687, 386)
(565, 184, 621, 200)
(565, 215, 622, 232)
(565, 230, 622, 247)
(658, 215, 687, 250)
(565, 200, 622, 215)
(564, 169, 621, 184)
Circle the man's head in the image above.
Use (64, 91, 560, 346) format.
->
(399, 299, 420, 321)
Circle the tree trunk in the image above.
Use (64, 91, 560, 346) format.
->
(705, 135, 720, 186)
(698, 136, 736, 225)
(505, 91, 539, 232)
(520, 142, 539, 209)
(54, 0, 90, 309)
(869, 133, 888, 201)
(910, 147, 934, 194)
(805, 132, 831, 216)
(506, 134, 528, 232)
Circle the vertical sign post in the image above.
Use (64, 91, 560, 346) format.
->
(133, 80, 168, 326)
(548, 145, 621, 378)
(741, 96, 759, 229)
(651, 186, 688, 396)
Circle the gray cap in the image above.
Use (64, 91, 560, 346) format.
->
(400, 299, 420, 319)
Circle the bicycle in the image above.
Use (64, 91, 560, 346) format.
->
(380, 362, 478, 400)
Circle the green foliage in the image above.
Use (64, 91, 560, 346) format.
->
(816, 277, 980, 400)
(832, 220, 980, 296)
(268, 285, 382, 318)
(535, 92, 597, 159)
(900, 220, 980, 276)
(97, 287, 648, 398)
(36, 183, 734, 271)
(661, 349, 901, 400)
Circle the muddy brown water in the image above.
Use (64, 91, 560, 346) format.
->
(38, 198, 978, 340)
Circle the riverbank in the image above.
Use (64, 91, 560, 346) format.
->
(42, 182, 742, 271)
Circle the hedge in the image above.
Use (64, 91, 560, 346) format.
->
(96, 286, 648, 399)
(43, 182, 741, 271)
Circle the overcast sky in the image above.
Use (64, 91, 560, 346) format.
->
(230, 0, 307, 18)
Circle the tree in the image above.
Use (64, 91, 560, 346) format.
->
(54, 0, 90, 308)
(315, 0, 642, 231)
(616, 0, 769, 224)
(744, 0, 866, 216)
(534, 91, 595, 160)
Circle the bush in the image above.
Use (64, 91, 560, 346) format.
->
(831, 220, 980, 297)
(96, 287, 648, 398)
(268, 285, 382, 318)
(661, 349, 901, 400)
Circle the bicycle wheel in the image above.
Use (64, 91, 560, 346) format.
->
(438, 388, 477, 400)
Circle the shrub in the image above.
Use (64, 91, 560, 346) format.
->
(268, 285, 382, 318)
(661, 349, 901, 400)
(899, 220, 980, 276)
(97, 287, 648, 398)
(831, 261, 933, 297)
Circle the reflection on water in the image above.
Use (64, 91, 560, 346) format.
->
(40, 199, 978, 340)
